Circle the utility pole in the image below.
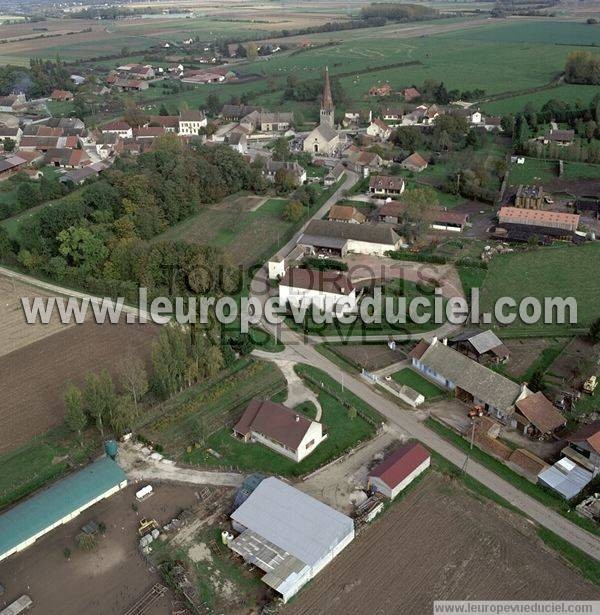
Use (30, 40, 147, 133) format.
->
(461, 417, 478, 473)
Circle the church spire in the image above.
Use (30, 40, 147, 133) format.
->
(320, 66, 334, 128)
(322, 66, 333, 111)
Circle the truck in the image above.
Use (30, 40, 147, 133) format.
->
(0, 595, 33, 615)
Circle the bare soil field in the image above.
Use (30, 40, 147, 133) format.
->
(0, 482, 205, 615)
(285, 474, 600, 615)
(0, 320, 158, 455)
(504, 337, 552, 378)
(0, 276, 75, 358)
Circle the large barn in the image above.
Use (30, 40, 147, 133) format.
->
(0, 458, 127, 563)
(228, 477, 355, 602)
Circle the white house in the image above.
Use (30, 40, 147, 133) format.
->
(228, 477, 355, 602)
(368, 441, 430, 499)
(366, 118, 391, 141)
(177, 110, 207, 135)
(233, 398, 327, 462)
(279, 267, 356, 317)
(101, 121, 132, 139)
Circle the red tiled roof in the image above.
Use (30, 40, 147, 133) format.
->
(369, 175, 405, 191)
(370, 441, 430, 489)
(515, 392, 565, 434)
(498, 207, 579, 229)
(379, 200, 409, 218)
(233, 399, 313, 451)
(409, 340, 430, 360)
(402, 152, 428, 169)
(568, 420, 600, 454)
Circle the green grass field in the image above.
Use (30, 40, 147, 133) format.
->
(508, 157, 600, 186)
(391, 368, 444, 398)
(480, 243, 600, 335)
(0, 426, 99, 511)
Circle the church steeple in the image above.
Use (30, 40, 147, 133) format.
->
(320, 66, 334, 128)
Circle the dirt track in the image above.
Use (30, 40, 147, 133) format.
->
(285, 475, 600, 614)
(0, 320, 158, 454)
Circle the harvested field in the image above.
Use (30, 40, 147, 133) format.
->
(285, 474, 599, 615)
(503, 337, 552, 378)
(0, 276, 76, 358)
(0, 320, 158, 455)
(0, 482, 207, 615)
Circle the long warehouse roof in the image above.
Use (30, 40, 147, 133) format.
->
(0, 457, 126, 559)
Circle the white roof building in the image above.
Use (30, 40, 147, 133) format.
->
(538, 457, 593, 500)
(229, 477, 355, 602)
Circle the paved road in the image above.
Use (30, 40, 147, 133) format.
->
(256, 342, 600, 560)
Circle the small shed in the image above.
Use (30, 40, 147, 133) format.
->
(368, 441, 430, 499)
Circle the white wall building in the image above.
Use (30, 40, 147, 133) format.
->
(279, 267, 356, 317)
(228, 477, 355, 602)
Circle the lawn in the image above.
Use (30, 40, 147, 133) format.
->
(480, 243, 600, 335)
(507, 157, 559, 186)
(391, 368, 443, 398)
(0, 425, 99, 511)
(185, 363, 381, 476)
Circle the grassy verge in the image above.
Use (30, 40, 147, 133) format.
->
(537, 528, 600, 586)
(0, 426, 99, 511)
(425, 416, 600, 536)
(185, 363, 380, 476)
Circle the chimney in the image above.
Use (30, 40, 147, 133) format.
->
(442, 337, 448, 345)
(295, 415, 300, 422)
(431, 336, 438, 346)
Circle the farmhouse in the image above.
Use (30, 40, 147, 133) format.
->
(542, 129, 575, 146)
(227, 131, 247, 154)
(400, 152, 428, 173)
(382, 107, 404, 124)
(260, 112, 294, 132)
(402, 104, 440, 126)
(368, 441, 430, 499)
(0, 457, 127, 563)
(0, 93, 26, 113)
(50, 89, 74, 102)
(264, 160, 306, 185)
(228, 477, 355, 603)
(514, 392, 566, 439)
(44, 147, 90, 168)
(0, 125, 22, 146)
(0, 155, 29, 179)
(118, 64, 155, 79)
(324, 162, 345, 186)
(134, 126, 167, 140)
(345, 149, 383, 176)
(303, 67, 340, 156)
(369, 175, 405, 197)
(113, 78, 149, 91)
(563, 421, 600, 476)
(498, 207, 579, 233)
(377, 200, 408, 225)
(221, 104, 260, 121)
(279, 267, 356, 316)
(178, 110, 207, 135)
(449, 329, 510, 363)
(366, 118, 392, 141)
(343, 108, 371, 126)
(101, 121, 133, 138)
(409, 337, 532, 427)
(233, 398, 326, 462)
(327, 204, 366, 224)
(145, 115, 180, 132)
(515, 185, 544, 210)
(298, 219, 403, 257)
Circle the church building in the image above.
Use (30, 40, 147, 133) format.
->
(303, 67, 340, 156)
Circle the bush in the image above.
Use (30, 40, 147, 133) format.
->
(303, 257, 349, 271)
(387, 250, 448, 264)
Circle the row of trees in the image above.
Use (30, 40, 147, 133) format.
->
(64, 356, 149, 440)
(0, 58, 71, 98)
